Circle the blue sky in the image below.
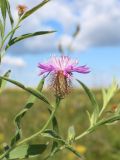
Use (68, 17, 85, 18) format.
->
(3, 47, 120, 88)
(1, 0, 120, 88)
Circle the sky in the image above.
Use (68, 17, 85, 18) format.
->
(1, 0, 120, 88)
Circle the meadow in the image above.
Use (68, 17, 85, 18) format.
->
(0, 88, 120, 160)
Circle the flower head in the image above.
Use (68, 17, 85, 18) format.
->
(17, 4, 27, 17)
(38, 55, 90, 98)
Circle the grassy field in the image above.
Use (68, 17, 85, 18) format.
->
(0, 88, 120, 160)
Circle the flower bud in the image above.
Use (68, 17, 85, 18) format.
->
(17, 5, 27, 17)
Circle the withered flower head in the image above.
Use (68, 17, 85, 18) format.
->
(17, 4, 27, 17)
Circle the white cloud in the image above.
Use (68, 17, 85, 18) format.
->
(2, 56, 26, 67)
(73, 0, 120, 50)
(7, 0, 120, 53)
(58, 34, 73, 49)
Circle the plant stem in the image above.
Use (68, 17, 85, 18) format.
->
(0, 109, 57, 160)
(0, 95, 61, 160)
(19, 98, 60, 144)
(0, 97, 61, 160)
(75, 130, 90, 141)
(74, 126, 95, 141)
(5, 20, 20, 51)
(98, 105, 105, 118)
(17, 97, 61, 145)
(17, 108, 57, 146)
(0, 147, 14, 160)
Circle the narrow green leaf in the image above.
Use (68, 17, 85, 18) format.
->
(66, 145, 83, 159)
(20, 0, 51, 21)
(102, 80, 118, 110)
(41, 129, 63, 142)
(0, 0, 7, 21)
(7, 30, 55, 48)
(0, 76, 50, 105)
(98, 80, 118, 117)
(11, 77, 46, 146)
(27, 87, 50, 104)
(7, 144, 47, 159)
(96, 115, 120, 127)
(45, 142, 59, 159)
(0, 70, 11, 94)
(90, 108, 99, 127)
(3, 26, 20, 50)
(77, 79, 99, 126)
(0, 48, 5, 63)
(77, 80, 99, 108)
(6, 0, 14, 26)
(0, 18, 4, 38)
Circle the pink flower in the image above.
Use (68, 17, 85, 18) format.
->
(38, 55, 90, 98)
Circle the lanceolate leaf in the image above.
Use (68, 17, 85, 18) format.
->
(41, 129, 63, 142)
(20, 0, 51, 21)
(98, 80, 118, 117)
(7, 31, 55, 48)
(0, 0, 7, 21)
(0, 49, 5, 63)
(6, 0, 14, 26)
(66, 145, 83, 159)
(0, 18, 4, 38)
(10, 77, 46, 146)
(77, 80, 99, 126)
(0, 70, 11, 94)
(77, 80, 99, 108)
(96, 114, 120, 127)
(7, 144, 47, 159)
(0, 76, 50, 105)
(102, 80, 118, 110)
(3, 26, 20, 50)
(41, 129, 64, 159)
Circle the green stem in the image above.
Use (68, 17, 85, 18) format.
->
(5, 20, 20, 51)
(18, 97, 61, 146)
(0, 108, 57, 160)
(0, 144, 16, 160)
(17, 108, 57, 146)
(74, 126, 95, 141)
(98, 105, 106, 118)
(0, 97, 61, 160)
(0, 19, 20, 66)
(75, 130, 90, 141)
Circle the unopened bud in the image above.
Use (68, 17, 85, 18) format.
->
(17, 4, 27, 17)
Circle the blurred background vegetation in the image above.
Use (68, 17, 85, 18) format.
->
(0, 88, 120, 160)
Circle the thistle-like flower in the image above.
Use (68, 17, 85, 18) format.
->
(38, 55, 90, 98)
(17, 4, 27, 17)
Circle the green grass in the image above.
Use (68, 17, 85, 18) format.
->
(0, 89, 120, 160)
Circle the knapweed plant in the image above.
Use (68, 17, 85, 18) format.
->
(0, 0, 120, 160)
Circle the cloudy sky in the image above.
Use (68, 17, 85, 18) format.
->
(1, 0, 120, 88)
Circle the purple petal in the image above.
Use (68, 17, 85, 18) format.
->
(38, 63, 54, 72)
(71, 66, 90, 74)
